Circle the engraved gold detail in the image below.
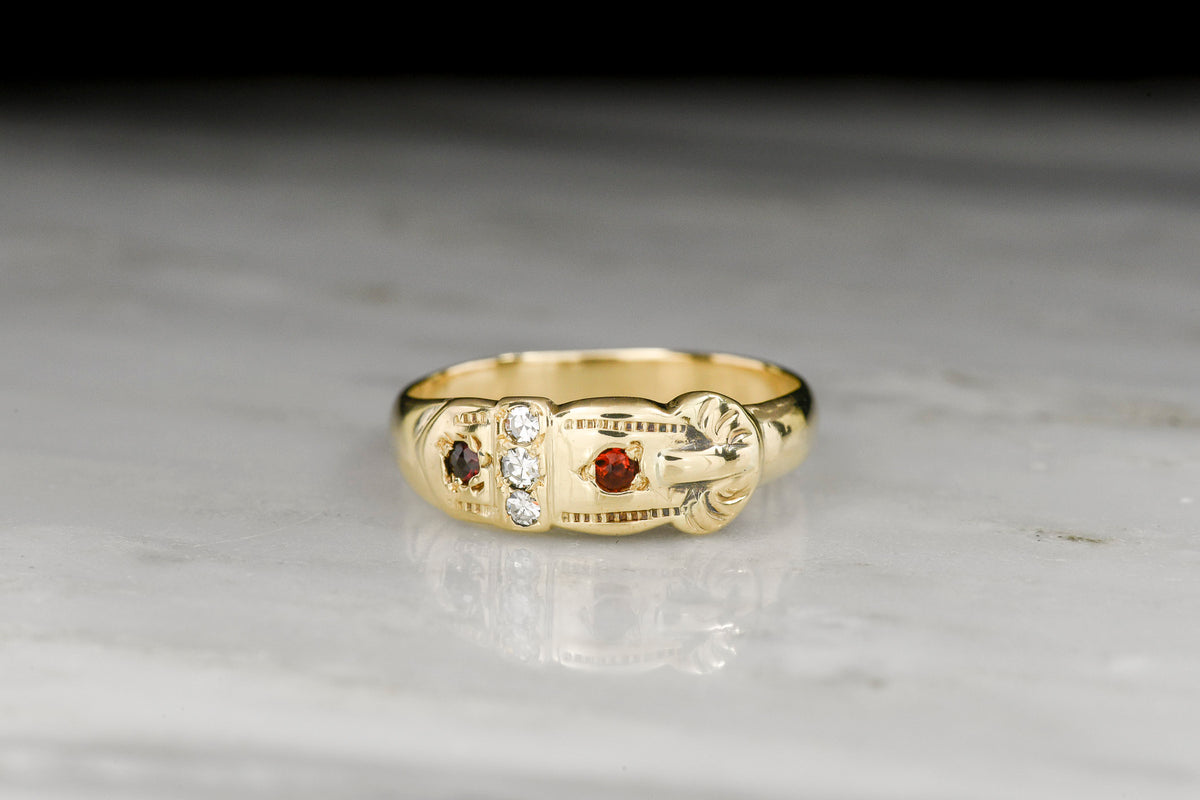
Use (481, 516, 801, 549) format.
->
(457, 501, 494, 517)
(562, 418, 683, 433)
(393, 349, 813, 535)
(560, 507, 684, 524)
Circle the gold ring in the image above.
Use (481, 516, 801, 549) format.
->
(391, 349, 815, 535)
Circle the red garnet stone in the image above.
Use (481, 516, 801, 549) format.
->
(594, 447, 640, 493)
(445, 440, 480, 483)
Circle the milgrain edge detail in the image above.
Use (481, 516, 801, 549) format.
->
(560, 507, 686, 524)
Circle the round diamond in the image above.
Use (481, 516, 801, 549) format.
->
(500, 447, 539, 489)
(506, 490, 541, 527)
(505, 405, 540, 443)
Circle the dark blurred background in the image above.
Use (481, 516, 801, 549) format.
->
(1, 13, 1195, 86)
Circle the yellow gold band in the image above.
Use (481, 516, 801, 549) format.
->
(391, 348, 815, 535)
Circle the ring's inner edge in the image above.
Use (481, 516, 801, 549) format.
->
(406, 349, 801, 406)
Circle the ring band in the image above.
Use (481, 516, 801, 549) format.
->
(391, 349, 815, 535)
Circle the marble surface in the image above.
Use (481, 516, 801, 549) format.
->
(1, 82, 1198, 798)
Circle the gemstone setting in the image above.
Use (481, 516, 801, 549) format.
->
(595, 447, 640, 493)
(505, 404, 540, 443)
(445, 440, 480, 484)
(506, 490, 541, 527)
(500, 447, 539, 489)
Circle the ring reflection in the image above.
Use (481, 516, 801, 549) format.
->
(402, 488, 805, 674)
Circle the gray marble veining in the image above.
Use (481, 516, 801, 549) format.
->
(1, 83, 1198, 799)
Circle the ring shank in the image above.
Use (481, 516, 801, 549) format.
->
(395, 349, 814, 487)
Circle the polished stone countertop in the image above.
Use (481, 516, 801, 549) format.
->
(1, 82, 1198, 799)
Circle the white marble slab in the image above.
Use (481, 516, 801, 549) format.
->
(1, 83, 1198, 799)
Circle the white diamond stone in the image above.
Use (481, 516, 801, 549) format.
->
(500, 447, 539, 489)
(506, 490, 541, 527)
(505, 404, 540, 443)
